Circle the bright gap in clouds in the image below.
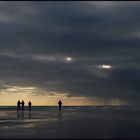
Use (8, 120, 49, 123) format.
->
(65, 57, 72, 62)
(98, 65, 112, 69)
(102, 65, 111, 69)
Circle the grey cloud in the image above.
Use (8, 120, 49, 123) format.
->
(0, 2, 140, 104)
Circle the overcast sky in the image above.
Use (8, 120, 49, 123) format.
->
(0, 1, 140, 105)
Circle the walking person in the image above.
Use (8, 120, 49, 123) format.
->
(58, 100, 62, 111)
(21, 100, 25, 110)
(17, 100, 21, 110)
(28, 101, 32, 110)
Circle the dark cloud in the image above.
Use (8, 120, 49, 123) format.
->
(0, 2, 140, 104)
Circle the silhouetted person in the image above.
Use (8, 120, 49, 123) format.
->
(58, 100, 62, 111)
(28, 101, 32, 110)
(21, 100, 25, 110)
(17, 100, 21, 110)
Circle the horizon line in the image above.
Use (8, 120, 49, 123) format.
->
(0, 105, 140, 107)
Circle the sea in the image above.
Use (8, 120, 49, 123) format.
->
(0, 106, 140, 139)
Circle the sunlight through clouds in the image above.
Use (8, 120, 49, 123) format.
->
(98, 65, 112, 69)
(0, 2, 139, 105)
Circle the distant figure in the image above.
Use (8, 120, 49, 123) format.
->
(21, 100, 25, 110)
(28, 101, 32, 110)
(17, 100, 21, 110)
(58, 100, 62, 111)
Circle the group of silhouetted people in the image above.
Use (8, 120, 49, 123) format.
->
(17, 100, 32, 111)
(17, 100, 62, 111)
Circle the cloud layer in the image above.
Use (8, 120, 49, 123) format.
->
(0, 2, 140, 104)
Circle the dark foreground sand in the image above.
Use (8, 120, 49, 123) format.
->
(0, 106, 140, 139)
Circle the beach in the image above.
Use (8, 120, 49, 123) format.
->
(0, 106, 140, 139)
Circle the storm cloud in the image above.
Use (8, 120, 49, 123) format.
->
(0, 1, 140, 104)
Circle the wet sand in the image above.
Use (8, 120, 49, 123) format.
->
(0, 106, 140, 139)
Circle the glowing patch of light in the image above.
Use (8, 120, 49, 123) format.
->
(65, 57, 72, 62)
(98, 65, 112, 69)
(102, 65, 111, 69)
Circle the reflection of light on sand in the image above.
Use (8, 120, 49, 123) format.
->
(0, 109, 62, 132)
(1, 106, 140, 139)
(0, 112, 9, 117)
(0, 117, 59, 131)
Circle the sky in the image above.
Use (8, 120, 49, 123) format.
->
(0, 1, 140, 106)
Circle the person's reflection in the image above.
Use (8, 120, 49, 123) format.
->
(21, 110, 24, 119)
(28, 110, 31, 119)
(17, 110, 20, 119)
(58, 110, 62, 121)
(58, 109, 62, 137)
